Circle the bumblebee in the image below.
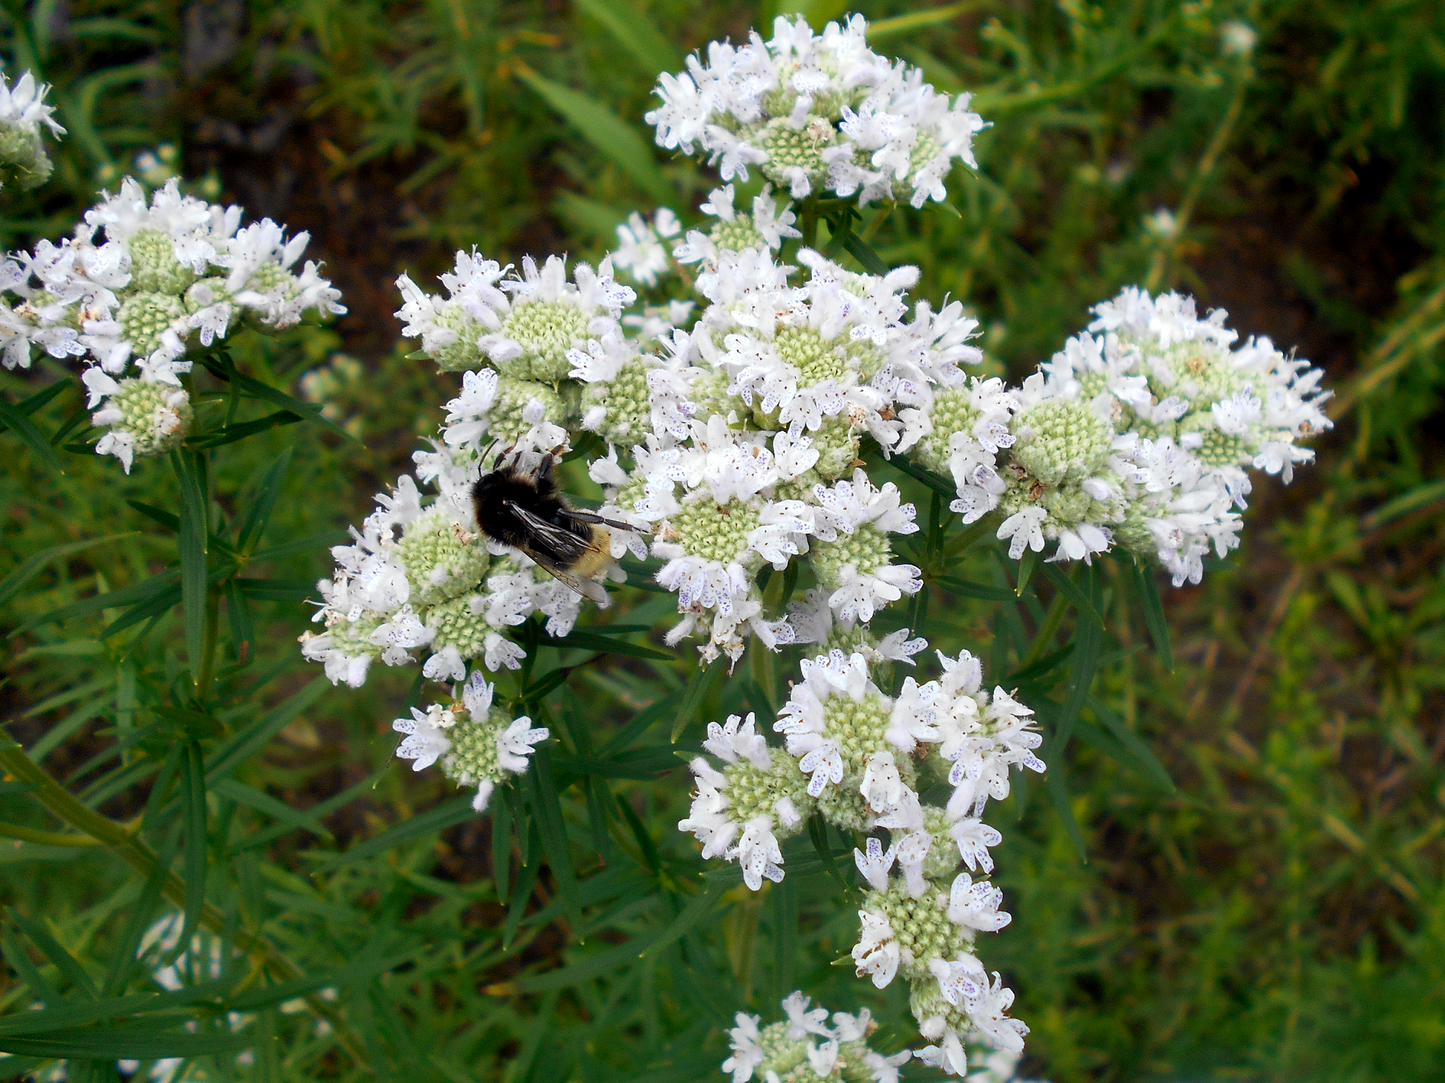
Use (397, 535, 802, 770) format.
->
(472, 450, 633, 606)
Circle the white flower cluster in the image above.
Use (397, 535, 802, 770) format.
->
(301, 442, 589, 689)
(0, 67, 64, 192)
(392, 670, 548, 811)
(911, 286, 1331, 585)
(681, 648, 1042, 1074)
(0, 178, 344, 470)
(647, 14, 985, 208)
(587, 240, 982, 663)
(721, 992, 910, 1083)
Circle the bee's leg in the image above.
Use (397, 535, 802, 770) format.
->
(564, 509, 646, 534)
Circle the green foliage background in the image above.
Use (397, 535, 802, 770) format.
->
(1, 0, 1443, 1080)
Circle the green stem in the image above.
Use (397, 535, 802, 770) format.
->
(1020, 590, 1067, 670)
(0, 820, 102, 846)
(800, 200, 819, 249)
(0, 737, 370, 1069)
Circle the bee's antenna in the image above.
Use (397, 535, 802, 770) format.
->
(479, 438, 500, 469)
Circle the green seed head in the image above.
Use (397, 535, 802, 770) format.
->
(811, 524, 893, 587)
(1011, 399, 1113, 487)
(108, 379, 193, 458)
(428, 301, 486, 372)
(498, 299, 589, 382)
(126, 229, 197, 294)
(670, 498, 761, 566)
(118, 292, 185, 357)
(397, 509, 489, 607)
(581, 355, 652, 448)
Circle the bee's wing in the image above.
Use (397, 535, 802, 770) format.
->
(505, 502, 612, 606)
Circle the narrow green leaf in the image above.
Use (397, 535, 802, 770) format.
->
(16, 568, 180, 632)
(224, 578, 255, 663)
(1045, 761, 1088, 861)
(840, 231, 890, 276)
(1360, 477, 1445, 530)
(0, 980, 234, 1037)
(236, 448, 294, 553)
(771, 874, 796, 1002)
(886, 453, 956, 498)
(869, 1, 981, 38)
(672, 660, 721, 742)
(0, 395, 63, 471)
(542, 628, 672, 660)
(234, 578, 314, 601)
(934, 576, 1014, 602)
(185, 410, 303, 449)
(600, 691, 681, 755)
(172, 451, 209, 684)
(204, 677, 330, 781)
(178, 742, 207, 949)
(529, 749, 581, 929)
(1015, 546, 1041, 596)
(639, 875, 728, 960)
(1006, 643, 1074, 685)
(98, 582, 182, 639)
(1085, 695, 1175, 793)
(1, 923, 58, 1001)
(7, 911, 97, 998)
(1055, 593, 1102, 752)
(0, 533, 136, 610)
(615, 791, 661, 875)
(0, 1027, 251, 1059)
(195, 355, 361, 445)
(1130, 557, 1174, 671)
(102, 835, 178, 996)
(11, 379, 68, 418)
(502, 824, 543, 948)
(126, 499, 181, 534)
(519, 71, 673, 205)
(223, 950, 409, 1012)
(492, 794, 512, 900)
(214, 778, 333, 840)
(310, 795, 475, 873)
(574, 0, 680, 75)
(1042, 563, 1105, 628)
(551, 748, 676, 781)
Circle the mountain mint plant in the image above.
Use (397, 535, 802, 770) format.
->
(0, 10, 1326, 1076)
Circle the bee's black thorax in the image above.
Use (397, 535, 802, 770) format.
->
(472, 460, 591, 560)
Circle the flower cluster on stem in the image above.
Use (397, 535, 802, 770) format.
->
(1, 176, 343, 470)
